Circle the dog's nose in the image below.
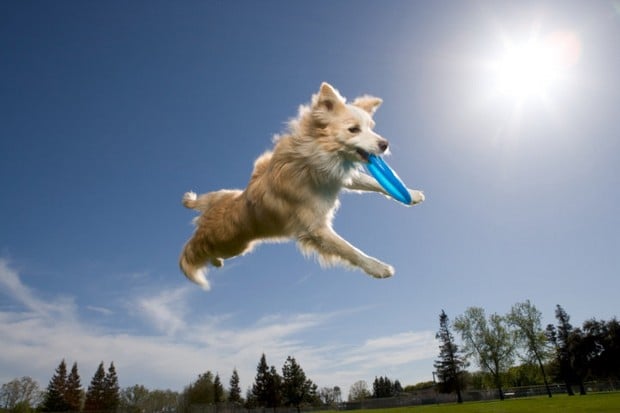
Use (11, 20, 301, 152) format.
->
(378, 139, 389, 153)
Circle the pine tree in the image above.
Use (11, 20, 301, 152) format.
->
(282, 356, 312, 412)
(84, 362, 106, 411)
(104, 362, 120, 411)
(213, 374, 224, 404)
(266, 366, 282, 412)
(251, 354, 270, 407)
(42, 359, 70, 412)
(228, 369, 242, 404)
(65, 362, 83, 411)
(372, 377, 393, 398)
(547, 304, 576, 396)
(435, 310, 467, 403)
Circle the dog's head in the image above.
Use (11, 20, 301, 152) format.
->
(295, 83, 389, 164)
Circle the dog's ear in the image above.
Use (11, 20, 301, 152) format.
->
(352, 95, 383, 116)
(312, 83, 346, 123)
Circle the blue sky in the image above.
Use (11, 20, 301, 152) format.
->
(2, 0, 620, 396)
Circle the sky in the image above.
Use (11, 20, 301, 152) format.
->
(2, 0, 620, 398)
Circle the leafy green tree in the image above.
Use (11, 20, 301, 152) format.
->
(583, 318, 620, 380)
(42, 360, 70, 412)
(567, 327, 588, 395)
(228, 369, 242, 404)
(318, 386, 341, 406)
(505, 363, 543, 387)
(185, 371, 215, 405)
(454, 307, 515, 400)
(147, 389, 179, 413)
(121, 386, 179, 413)
(120, 385, 149, 413)
(84, 362, 106, 411)
(347, 381, 370, 402)
(65, 362, 83, 411)
(281, 356, 313, 412)
(508, 300, 552, 397)
(434, 309, 467, 403)
(1, 377, 42, 411)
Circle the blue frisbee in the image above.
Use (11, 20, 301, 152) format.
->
(365, 154, 412, 205)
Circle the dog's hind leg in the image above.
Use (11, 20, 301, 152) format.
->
(298, 227, 394, 278)
(179, 232, 225, 289)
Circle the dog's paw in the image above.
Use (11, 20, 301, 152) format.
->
(182, 191, 197, 208)
(365, 260, 395, 279)
(408, 190, 425, 205)
(210, 257, 223, 268)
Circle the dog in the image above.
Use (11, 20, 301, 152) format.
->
(180, 82, 424, 289)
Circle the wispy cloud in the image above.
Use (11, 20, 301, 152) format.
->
(0, 259, 76, 320)
(134, 286, 192, 335)
(0, 259, 437, 395)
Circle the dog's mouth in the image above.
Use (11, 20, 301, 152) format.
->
(355, 148, 370, 163)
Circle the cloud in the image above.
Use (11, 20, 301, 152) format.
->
(134, 286, 192, 335)
(0, 259, 437, 395)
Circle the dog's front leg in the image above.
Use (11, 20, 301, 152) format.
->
(300, 227, 394, 278)
(346, 173, 425, 205)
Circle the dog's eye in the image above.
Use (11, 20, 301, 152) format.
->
(348, 126, 361, 134)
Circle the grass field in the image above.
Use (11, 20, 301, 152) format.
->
(332, 392, 620, 413)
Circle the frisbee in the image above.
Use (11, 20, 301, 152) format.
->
(365, 154, 412, 205)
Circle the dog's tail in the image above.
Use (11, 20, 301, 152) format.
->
(179, 242, 210, 290)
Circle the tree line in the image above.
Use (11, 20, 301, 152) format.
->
(2, 301, 618, 412)
(434, 300, 620, 403)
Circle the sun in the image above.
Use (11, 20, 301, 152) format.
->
(490, 30, 581, 102)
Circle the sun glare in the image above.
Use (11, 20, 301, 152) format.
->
(491, 30, 581, 101)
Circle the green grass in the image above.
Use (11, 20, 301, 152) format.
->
(330, 392, 620, 413)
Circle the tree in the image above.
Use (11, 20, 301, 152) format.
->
(121, 386, 179, 413)
(213, 374, 224, 404)
(120, 385, 150, 413)
(265, 366, 282, 412)
(546, 304, 576, 395)
(318, 386, 341, 407)
(65, 362, 83, 411)
(434, 309, 467, 403)
(582, 318, 620, 380)
(372, 377, 394, 398)
(185, 371, 215, 405)
(42, 360, 70, 412)
(282, 356, 313, 412)
(147, 389, 179, 413)
(84, 362, 107, 411)
(251, 354, 270, 407)
(228, 369, 242, 404)
(347, 381, 370, 402)
(251, 354, 282, 411)
(104, 362, 120, 411)
(1, 377, 42, 411)
(567, 327, 588, 395)
(454, 307, 515, 400)
(508, 300, 552, 398)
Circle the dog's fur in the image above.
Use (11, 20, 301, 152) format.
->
(180, 83, 424, 289)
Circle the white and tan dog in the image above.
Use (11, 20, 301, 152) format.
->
(180, 82, 424, 289)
